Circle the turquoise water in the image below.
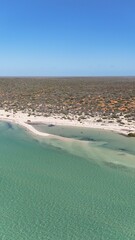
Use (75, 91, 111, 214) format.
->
(0, 122, 135, 239)
(34, 124, 135, 154)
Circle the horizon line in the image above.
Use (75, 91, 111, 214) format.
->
(0, 75, 135, 78)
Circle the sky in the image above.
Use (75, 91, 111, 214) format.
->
(0, 0, 135, 76)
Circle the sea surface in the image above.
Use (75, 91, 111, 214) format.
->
(0, 121, 135, 240)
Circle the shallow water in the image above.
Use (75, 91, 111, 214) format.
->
(0, 122, 135, 239)
(34, 123, 135, 155)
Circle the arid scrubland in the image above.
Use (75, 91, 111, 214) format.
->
(0, 77, 135, 122)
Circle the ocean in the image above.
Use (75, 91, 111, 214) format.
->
(0, 121, 135, 239)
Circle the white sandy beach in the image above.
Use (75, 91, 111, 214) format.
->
(0, 109, 135, 137)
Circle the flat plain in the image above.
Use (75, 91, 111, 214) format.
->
(0, 77, 135, 122)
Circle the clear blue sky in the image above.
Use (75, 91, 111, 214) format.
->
(0, 0, 135, 76)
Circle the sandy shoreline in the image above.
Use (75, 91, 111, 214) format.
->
(0, 109, 135, 137)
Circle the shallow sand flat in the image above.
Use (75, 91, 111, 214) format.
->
(0, 109, 135, 169)
(2, 118, 135, 170)
(33, 124, 135, 155)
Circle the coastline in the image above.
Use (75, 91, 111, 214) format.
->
(0, 109, 135, 138)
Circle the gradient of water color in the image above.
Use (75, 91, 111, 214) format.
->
(0, 121, 135, 240)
